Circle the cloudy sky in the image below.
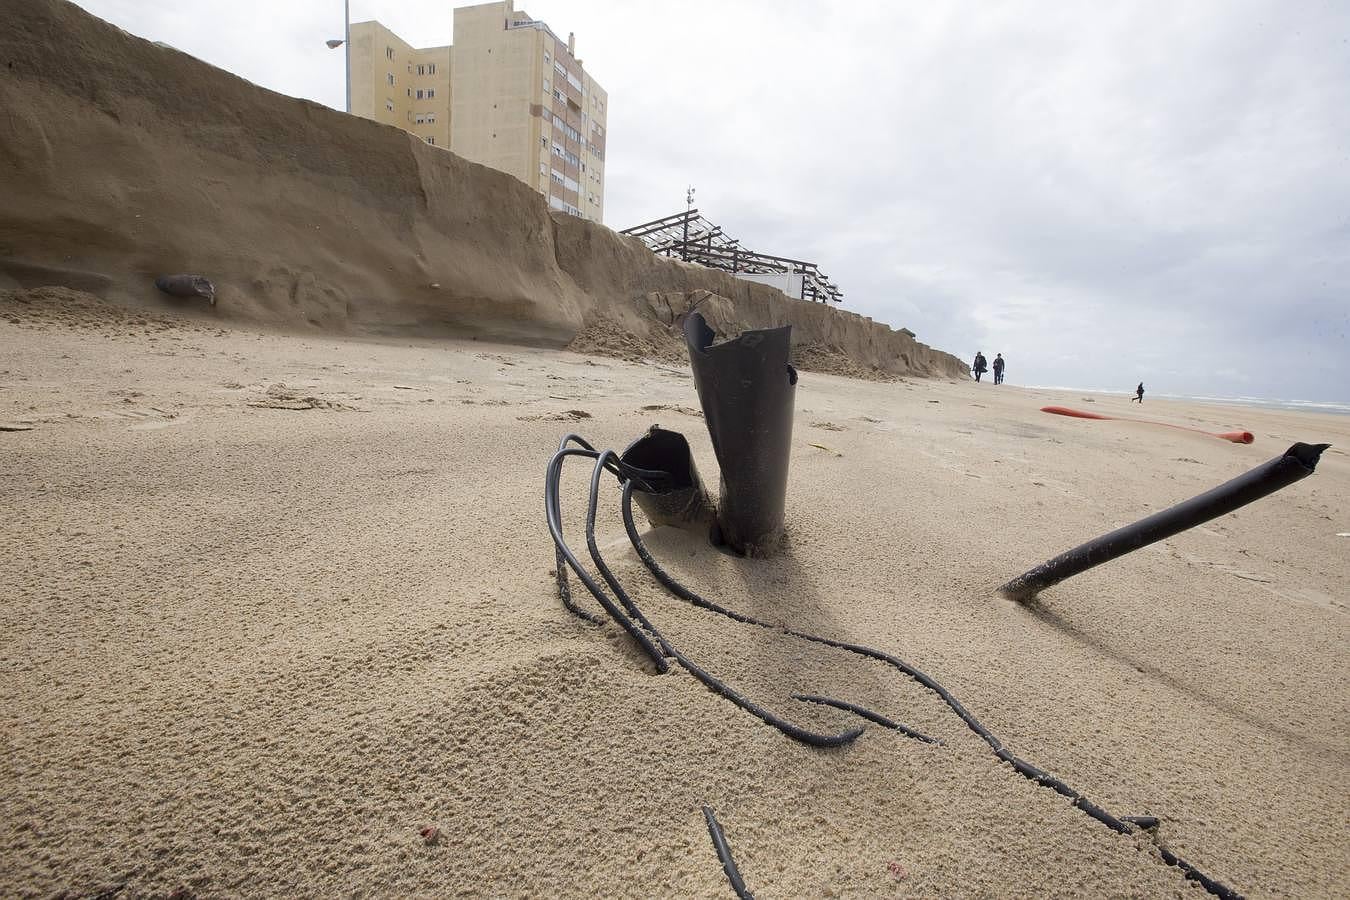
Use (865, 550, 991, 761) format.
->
(72, 0, 1350, 403)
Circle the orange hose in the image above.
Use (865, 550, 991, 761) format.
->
(1040, 406, 1254, 444)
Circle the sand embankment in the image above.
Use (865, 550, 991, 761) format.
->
(0, 0, 966, 380)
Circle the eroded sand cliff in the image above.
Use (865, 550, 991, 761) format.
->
(0, 0, 966, 380)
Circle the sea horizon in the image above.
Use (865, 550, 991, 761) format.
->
(1021, 385, 1350, 417)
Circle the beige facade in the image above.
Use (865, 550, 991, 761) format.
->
(349, 22, 451, 150)
(347, 1, 606, 223)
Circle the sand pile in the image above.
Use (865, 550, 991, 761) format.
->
(0, 0, 966, 381)
(566, 290, 915, 381)
(1, 286, 222, 340)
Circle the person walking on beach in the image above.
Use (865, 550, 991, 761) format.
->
(992, 353, 1005, 385)
(972, 352, 988, 382)
(1132, 382, 1145, 403)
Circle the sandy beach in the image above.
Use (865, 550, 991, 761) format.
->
(2, 294, 1347, 897)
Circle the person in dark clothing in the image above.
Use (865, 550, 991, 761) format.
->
(992, 353, 1005, 385)
(1132, 382, 1145, 403)
(972, 352, 988, 382)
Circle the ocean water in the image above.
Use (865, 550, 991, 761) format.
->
(1024, 386, 1350, 417)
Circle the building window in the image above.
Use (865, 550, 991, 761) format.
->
(541, 137, 547, 147)
(544, 52, 550, 64)
(415, 114, 425, 124)
(416, 64, 425, 76)
(387, 72, 395, 86)
(426, 113, 436, 124)
(428, 63, 437, 74)
(386, 46, 394, 60)
(426, 136, 435, 145)
(426, 88, 435, 98)
(416, 89, 424, 99)
(540, 163, 547, 174)
(555, 120, 580, 142)
(385, 99, 394, 112)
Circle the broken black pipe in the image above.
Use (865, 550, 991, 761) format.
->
(683, 312, 798, 556)
(1000, 442, 1330, 602)
(154, 274, 216, 305)
(620, 426, 715, 533)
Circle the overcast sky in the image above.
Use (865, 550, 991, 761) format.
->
(71, 0, 1350, 403)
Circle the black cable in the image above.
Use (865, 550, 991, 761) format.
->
(545, 445, 668, 671)
(703, 806, 754, 899)
(579, 453, 864, 749)
(551, 435, 606, 625)
(618, 484, 1241, 899)
(542, 444, 864, 747)
(792, 694, 942, 745)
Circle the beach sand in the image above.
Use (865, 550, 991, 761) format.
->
(2, 297, 1348, 897)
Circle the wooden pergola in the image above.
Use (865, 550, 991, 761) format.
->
(620, 209, 843, 304)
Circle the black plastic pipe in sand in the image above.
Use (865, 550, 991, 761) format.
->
(1000, 442, 1329, 602)
(620, 425, 715, 533)
(684, 312, 797, 556)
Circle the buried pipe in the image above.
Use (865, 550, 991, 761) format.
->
(1000, 442, 1329, 602)
(684, 312, 797, 556)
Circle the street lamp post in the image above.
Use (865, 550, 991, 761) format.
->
(344, 0, 350, 114)
(326, 0, 351, 113)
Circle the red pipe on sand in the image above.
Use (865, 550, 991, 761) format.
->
(1040, 406, 1254, 444)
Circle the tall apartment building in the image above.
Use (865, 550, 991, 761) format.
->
(349, 21, 451, 149)
(348, 1, 607, 223)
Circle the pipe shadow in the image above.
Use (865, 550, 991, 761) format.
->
(1016, 595, 1346, 759)
(715, 532, 906, 728)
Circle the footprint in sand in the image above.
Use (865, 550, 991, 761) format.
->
(1270, 585, 1346, 613)
(95, 405, 183, 429)
(517, 409, 592, 422)
(246, 383, 354, 411)
(641, 404, 702, 418)
(811, 421, 847, 432)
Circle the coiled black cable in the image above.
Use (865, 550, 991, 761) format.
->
(545, 440, 864, 747)
(615, 480, 1241, 899)
(546, 440, 669, 670)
